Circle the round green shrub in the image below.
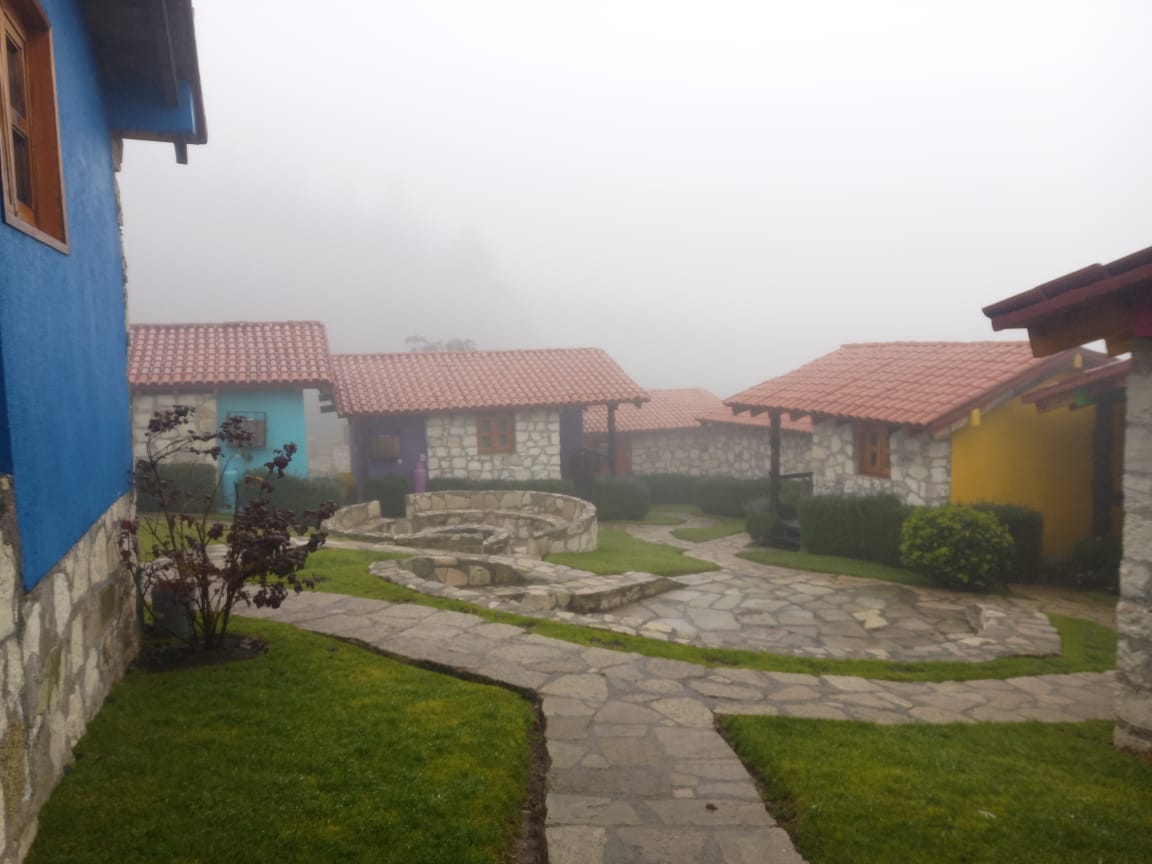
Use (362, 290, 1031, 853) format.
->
(899, 504, 1013, 592)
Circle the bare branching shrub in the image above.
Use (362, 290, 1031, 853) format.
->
(118, 406, 336, 650)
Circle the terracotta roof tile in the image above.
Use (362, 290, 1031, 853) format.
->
(725, 342, 1100, 430)
(697, 407, 812, 433)
(585, 389, 812, 434)
(584, 388, 721, 433)
(331, 349, 648, 416)
(129, 321, 333, 388)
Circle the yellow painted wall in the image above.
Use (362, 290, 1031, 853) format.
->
(951, 388, 1097, 560)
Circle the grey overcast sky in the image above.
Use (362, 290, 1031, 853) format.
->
(119, 0, 1152, 397)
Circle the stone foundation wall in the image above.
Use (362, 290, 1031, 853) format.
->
(629, 427, 811, 478)
(131, 392, 217, 466)
(1116, 338, 1152, 753)
(0, 482, 139, 861)
(812, 420, 951, 506)
(425, 411, 562, 481)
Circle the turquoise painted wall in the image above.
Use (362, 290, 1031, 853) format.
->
(217, 388, 310, 479)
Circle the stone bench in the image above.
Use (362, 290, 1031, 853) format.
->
(383, 553, 674, 615)
(325, 489, 598, 557)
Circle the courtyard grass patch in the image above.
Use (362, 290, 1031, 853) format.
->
(545, 528, 719, 576)
(672, 517, 746, 543)
(718, 716, 1152, 864)
(304, 551, 1115, 683)
(739, 546, 934, 588)
(607, 504, 702, 526)
(27, 618, 534, 864)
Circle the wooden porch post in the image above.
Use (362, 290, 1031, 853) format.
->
(1091, 396, 1117, 537)
(768, 409, 782, 516)
(606, 403, 618, 477)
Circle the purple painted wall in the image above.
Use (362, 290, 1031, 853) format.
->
(351, 415, 428, 485)
(560, 407, 584, 480)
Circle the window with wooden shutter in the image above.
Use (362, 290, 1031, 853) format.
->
(857, 422, 890, 478)
(476, 413, 515, 454)
(0, 0, 66, 249)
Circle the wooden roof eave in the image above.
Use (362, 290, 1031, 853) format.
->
(336, 395, 650, 420)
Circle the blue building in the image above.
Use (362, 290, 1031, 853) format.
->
(0, 0, 205, 856)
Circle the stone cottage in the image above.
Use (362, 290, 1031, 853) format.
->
(331, 348, 648, 489)
(583, 388, 811, 477)
(0, 0, 206, 856)
(725, 341, 1112, 559)
(983, 245, 1152, 754)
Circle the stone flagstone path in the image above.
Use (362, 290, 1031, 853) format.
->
(242, 588, 1117, 864)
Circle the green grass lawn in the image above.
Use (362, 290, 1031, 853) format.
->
(28, 618, 534, 864)
(545, 528, 720, 576)
(671, 517, 746, 543)
(302, 551, 1115, 683)
(608, 504, 703, 526)
(739, 546, 935, 588)
(719, 716, 1152, 864)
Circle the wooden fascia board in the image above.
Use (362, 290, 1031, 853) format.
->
(988, 264, 1152, 333)
(1026, 298, 1140, 357)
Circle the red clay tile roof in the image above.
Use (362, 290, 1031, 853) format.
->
(128, 322, 333, 388)
(584, 389, 812, 434)
(331, 349, 648, 416)
(725, 342, 1101, 431)
(584, 389, 723, 433)
(697, 408, 812, 434)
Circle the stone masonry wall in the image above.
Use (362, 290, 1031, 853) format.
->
(425, 410, 562, 481)
(629, 427, 811, 478)
(0, 482, 139, 861)
(131, 392, 217, 466)
(812, 420, 951, 506)
(1116, 338, 1152, 753)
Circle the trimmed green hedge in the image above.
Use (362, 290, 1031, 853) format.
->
(238, 473, 344, 515)
(591, 477, 651, 521)
(1051, 535, 1122, 591)
(135, 462, 218, 512)
(973, 502, 1044, 582)
(640, 474, 701, 505)
(427, 477, 576, 495)
(697, 477, 773, 518)
(798, 494, 914, 566)
(357, 476, 411, 517)
(745, 497, 796, 548)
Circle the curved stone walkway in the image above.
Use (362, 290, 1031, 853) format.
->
(242, 587, 1117, 864)
(347, 522, 1107, 662)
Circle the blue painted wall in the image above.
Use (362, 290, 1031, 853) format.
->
(352, 415, 428, 485)
(217, 388, 311, 479)
(0, 0, 133, 589)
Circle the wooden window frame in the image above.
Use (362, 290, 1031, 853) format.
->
(0, 0, 67, 251)
(476, 413, 516, 455)
(857, 422, 891, 478)
(227, 411, 267, 449)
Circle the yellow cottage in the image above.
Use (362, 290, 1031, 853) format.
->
(726, 341, 1121, 560)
